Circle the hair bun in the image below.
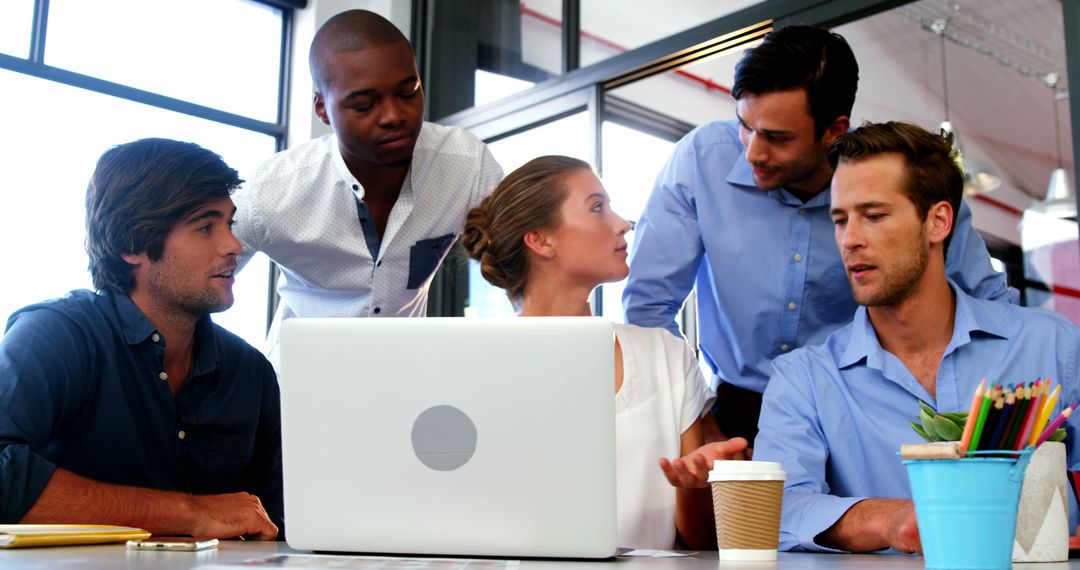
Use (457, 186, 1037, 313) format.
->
(462, 197, 512, 289)
(461, 200, 494, 258)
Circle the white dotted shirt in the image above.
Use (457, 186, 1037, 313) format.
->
(234, 122, 503, 362)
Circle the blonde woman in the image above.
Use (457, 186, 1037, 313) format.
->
(462, 156, 747, 549)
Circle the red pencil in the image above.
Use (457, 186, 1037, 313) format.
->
(1015, 381, 1045, 450)
(1034, 403, 1078, 447)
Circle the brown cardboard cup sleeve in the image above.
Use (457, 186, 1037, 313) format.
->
(708, 460, 787, 561)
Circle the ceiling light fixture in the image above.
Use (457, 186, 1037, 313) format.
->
(931, 18, 1001, 195)
(1033, 73, 1076, 219)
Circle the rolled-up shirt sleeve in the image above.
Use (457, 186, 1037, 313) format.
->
(0, 309, 92, 521)
(755, 355, 863, 552)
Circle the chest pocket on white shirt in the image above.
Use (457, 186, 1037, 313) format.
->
(407, 233, 457, 289)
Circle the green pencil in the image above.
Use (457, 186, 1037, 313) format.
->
(1003, 385, 1032, 450)
(969, 386, 995, 451)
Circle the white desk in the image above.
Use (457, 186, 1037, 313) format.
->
(0, 542, 1075, 569)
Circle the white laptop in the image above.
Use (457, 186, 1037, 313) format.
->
(279, 317, 617, 558)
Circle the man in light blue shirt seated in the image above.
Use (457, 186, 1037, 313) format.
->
(623, 26, 1013, 445)
(754, 121, 1080, 553)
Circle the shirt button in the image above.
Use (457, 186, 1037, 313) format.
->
(352, 184, 359, 191)
(799, 208, 806, 214)
(159, 372, 168, 381)
(781, 343, 791, 351)
(793, 253, 803, 262)
(373, 307, 381, 314)
(376, 260, 382, 267)
(788, 302, 797, 310)
(151, 333, 161, 342)
(178, 430, 186, 440)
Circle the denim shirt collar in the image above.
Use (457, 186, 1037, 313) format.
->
(838, 279, 1014, 371)
(110, 289, 220, 376)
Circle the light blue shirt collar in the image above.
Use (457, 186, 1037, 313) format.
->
(839, 279, 1015, 371)
(724, 148, 831, 208)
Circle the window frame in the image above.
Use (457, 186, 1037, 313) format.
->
(0, 0, 298, 334)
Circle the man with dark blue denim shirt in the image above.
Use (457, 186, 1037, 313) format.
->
(0, 138, 282, 539)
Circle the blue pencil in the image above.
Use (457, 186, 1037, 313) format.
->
(986, 389, 1013, 450)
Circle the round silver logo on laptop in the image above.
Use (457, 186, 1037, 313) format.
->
(411, 405, 478, 471)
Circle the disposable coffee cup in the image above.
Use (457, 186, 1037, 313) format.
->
(708, 460, 786, 561)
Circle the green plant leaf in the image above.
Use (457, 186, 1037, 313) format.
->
(933, 414, 963, 441)
(1049, 428, 1067, 443)
(920, 410, 942, 441)
(940, 412, 968, 425)
(910, 420, 930, 441)
(918, 400, 937, 418)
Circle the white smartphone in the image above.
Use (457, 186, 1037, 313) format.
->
(126, 537, 219, 551)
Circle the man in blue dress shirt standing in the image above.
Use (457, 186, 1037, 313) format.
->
(754, 121, 1080, 553)
(0, 139, 282, 539)
(623, 26, 1012, 444)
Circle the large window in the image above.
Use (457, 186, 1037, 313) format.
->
(0, 0, 289, 348)
(46, 0, 283, 122)
(0, 1, 33, 58)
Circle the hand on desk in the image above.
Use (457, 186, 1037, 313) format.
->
(817, 498, 921, 553)
(22, 468, 279, 541)
(187, 492, 278, 541)
(889, 501, 921, 554)
(659, 438, 750, 489)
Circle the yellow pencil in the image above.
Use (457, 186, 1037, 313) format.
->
(1030, 383, 1061, 447)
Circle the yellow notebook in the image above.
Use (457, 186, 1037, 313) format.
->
(0, 525, 151, 548)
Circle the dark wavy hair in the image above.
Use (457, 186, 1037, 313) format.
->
(85, 138, 242, 293)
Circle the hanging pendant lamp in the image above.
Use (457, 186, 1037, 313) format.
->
(1033, 73, 1076, 219)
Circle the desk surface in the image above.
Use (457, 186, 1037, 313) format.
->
(0, 542, 1075, 570)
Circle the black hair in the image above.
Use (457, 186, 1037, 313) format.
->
(732, 25, 859, 139)
(309, 9, 412, 92)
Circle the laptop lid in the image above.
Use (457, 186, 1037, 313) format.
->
(279, 317, 617, 558)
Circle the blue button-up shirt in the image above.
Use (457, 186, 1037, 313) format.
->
(623, 120, 1014, 393)
(0, 289, 283, 530)
(754, 282, 1080, 552)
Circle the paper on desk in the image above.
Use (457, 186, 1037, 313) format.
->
(204, 554, 521, 569)
(0, 524, 150, 548)
(621, 549, 693, 558)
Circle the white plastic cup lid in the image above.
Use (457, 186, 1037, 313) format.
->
(708, 460, 787, 482)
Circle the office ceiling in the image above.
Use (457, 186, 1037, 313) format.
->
(521, 0, 1071, 216)
(590, 0, 1072, 210)
(840, 0, 1070, 204)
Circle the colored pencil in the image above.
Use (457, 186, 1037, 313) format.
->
(1030, 383, 1061, 447)
(1034, 403, 1077, 447)
(986, 392, 1012, 450)
(1004, 385, 1032, 450)
(969, 384, 995, 451)
(1024, 380, 1047, 447)
(1015, 381, 1045, 450)
(978, 394, 1005, 451)
(959, 379, 987, 454)
(990, 388, 1019, 449)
